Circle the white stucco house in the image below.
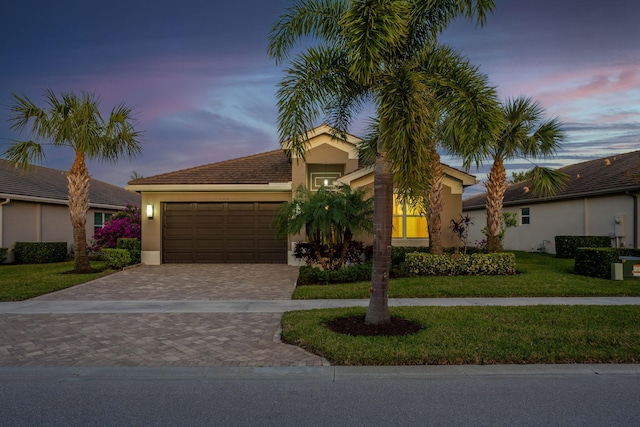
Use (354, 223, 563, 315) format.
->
(462, 151, 640, 254)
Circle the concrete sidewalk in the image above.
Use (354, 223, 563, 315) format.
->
(1, 296, 640, 314)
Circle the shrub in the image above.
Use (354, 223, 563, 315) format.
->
(0, 247, 8, 264)
(92, 204, 141, 251)
(116, 238, 141, 265)
(298, 263, 372, 285)
(555, 236, 611, 258)
(13, 242, 68, 264)
(100, 248, 132, 270)
(404, 252, 516, 276)
(293, 241, 371, 268)
(390, 246, 431, 268)
(574, 247, 640, 279)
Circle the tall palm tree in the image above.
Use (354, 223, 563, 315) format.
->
(269, 0, 497, 324)
(3, 89, 142, 272)
(447, 96, 566, 253)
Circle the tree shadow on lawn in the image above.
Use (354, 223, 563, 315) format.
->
(324, 315, 422, 337)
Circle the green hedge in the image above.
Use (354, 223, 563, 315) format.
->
(13, 242, 68, 264)
(298, 263, 372, 285)
(404, 252, 516, 276)
(555, 236, 611, 258)
(116, 238, 141, 265)
(0, 247, 8, 264)
(390, 246, 431, 268)
(100, 248, 132, 269)
(575, 247, 640, 279)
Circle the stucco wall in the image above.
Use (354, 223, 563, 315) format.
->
(0, 199, 122, 263)
(140, 191, 292, 265)
(464, 194, 639, 253)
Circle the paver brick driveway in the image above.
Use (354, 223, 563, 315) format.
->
(0, 264, 329, 367)
(34, 264, 300, 301)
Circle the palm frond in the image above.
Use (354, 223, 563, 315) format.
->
(410, 0, 496, 39)
(341, 0, 410, 84)
(2, 141, 46, 171)
(422, 43, 502, 169)
(277, 44, 364, 159)
(268, 0, 347, 63)
(527, 166, 569, 198)
(377, 63, 434, 202)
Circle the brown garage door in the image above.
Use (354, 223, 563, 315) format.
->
(162, 202, 287, 263)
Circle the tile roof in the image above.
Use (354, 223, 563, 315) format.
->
(0, 159, 141, 208)
(129, 149, 292, 185)
(463, 150, 640, 210)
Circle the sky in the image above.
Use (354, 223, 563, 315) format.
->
(1, 0, 638, 198)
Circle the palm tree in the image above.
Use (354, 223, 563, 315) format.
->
(274, 184, 373, 269)
(447, 96, 566, 253)
(3, 89, 142, 272)
(269, 0, 496, 324)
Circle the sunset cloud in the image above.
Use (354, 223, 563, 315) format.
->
(0, 0, 638, 191)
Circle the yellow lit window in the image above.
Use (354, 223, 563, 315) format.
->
(392, 195, 428, 239)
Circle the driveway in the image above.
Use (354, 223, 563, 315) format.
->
(34, 264, 300, 301)
(0, 264, 329, 367)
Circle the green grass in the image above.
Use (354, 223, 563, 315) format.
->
(292, 252, 640, 299)
(0, 261, 114, 301)
(282, 305, 640, 365)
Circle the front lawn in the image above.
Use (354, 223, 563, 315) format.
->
(292, 252, 640, 299)
(0, 261, 114, 301)
(282, 305, 640, 365)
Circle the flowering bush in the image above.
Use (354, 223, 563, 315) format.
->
(474, 239, 488, 251)
(92, 204, 141, 251)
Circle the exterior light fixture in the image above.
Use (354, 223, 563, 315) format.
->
(324, 179, 329, 186)
(146, 204, 154, 219)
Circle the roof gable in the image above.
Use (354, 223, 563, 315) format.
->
(0, 159, 140, 208)
(289, 124, 360, 160)
(463, 151, 640, 209)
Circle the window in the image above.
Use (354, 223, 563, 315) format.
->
(392, 195, 428, 239)
(307, 164, 344, 190)
(94, 212, 113, 234)
(521, 207, 530, 225)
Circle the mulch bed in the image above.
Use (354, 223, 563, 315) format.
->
(324, 315, 422, 337)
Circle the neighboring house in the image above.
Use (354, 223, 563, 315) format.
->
(462, 151, 640, 253)
(0, 159, 141, 263)
(127, 125, 476, 265)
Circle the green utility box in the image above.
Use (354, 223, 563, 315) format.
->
(619, 256, 640, 279)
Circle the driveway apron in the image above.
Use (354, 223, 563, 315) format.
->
(0, 264, 329, 367)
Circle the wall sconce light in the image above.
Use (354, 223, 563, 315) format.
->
(146, 204, 154, 219)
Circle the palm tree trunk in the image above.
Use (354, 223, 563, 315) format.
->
(67, 152, 93, 272)
(485, 157, 507, 253)
(365, 153, 392, 325)
(427, 150, 443, 255)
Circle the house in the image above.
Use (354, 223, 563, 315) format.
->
(0, 159, 141, 263)
(462, 151, 640, 253)
(127, 125, 476, 265)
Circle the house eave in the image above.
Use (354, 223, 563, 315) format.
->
(0, 193, 130, 210)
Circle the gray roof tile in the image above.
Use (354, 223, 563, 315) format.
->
(129, 150, 292, 185)
(0, 159, 141, 208)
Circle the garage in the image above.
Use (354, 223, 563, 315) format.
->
(162, 202, 287, 263)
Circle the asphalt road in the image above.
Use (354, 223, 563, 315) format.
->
(1, 366, 639, 426)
